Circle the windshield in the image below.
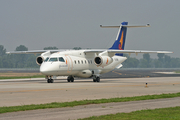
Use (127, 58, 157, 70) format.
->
(44, 57, 49, 62)
(49, 58, 58, 62)
(59, 57, 65, 62)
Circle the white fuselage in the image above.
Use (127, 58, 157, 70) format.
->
(40, 50, 127, 78)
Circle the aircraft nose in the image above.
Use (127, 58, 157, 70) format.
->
(40, 64, 50, 75)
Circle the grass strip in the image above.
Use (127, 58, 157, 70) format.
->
(79, 106, 180, 120)
(0, 92, 180, 114)
(0, 75, 45, 79)
(175, 71, 180, 73)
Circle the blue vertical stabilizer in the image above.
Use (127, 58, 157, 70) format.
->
(109, 22, 128, 56)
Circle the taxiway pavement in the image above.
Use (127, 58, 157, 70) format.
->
(0, 77, 180, 107)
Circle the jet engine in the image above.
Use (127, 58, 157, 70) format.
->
(94, 56, 113, 67)
(36, 56, 45, 65)
(36, 51, 51, 66)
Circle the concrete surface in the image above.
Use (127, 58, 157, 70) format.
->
(0, 76, 180, 120)
(0, 77, 180, 107)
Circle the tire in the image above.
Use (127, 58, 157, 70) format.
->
(50, 79, 54, 83)
(67, 76, 74, 82)
(67, 76, 70, 82)
(96, 77, 100, 82)
(71, 79, 74, 82)
(47, 79, 50, 83)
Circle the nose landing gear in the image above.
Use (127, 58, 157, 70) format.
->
(46, 76, 54, 83)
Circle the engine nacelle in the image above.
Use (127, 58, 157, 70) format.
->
(36, 51, 51, 66)
(94, 56, 113, 67)
(36, 56, 46, 66)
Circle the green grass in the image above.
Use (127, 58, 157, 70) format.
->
(0, 75, 45, 79)
(175, 71, 180, 73)
(0, 92, 180, 114)
(79, 106, 180, 120)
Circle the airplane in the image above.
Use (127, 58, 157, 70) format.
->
(7, 22, 172, 83)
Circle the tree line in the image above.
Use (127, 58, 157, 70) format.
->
(123, 53, 180, 68)
(0, 45, 179, 68)
(0, 45, 39, 68)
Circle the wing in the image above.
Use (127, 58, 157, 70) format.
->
(84, 49, 173, 56)
(6, 49, 65, 54)
(107, 49, 173, 54)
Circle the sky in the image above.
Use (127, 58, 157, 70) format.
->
(0, 0, 180, 58)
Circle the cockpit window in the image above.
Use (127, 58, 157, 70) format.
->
(49, 58, 58, 62)
(59, 57, 65, 62)
(44, 57, 49, 62)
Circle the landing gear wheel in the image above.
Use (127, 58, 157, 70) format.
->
(67, 76, 74, 82)
(93, 76, 100, 82)
(96, 77, 100, 82)
(50, 79, 54, 83)
(47, 79, 50, 83)
(47, 79, 54, 83)
(70, 77, 74, 82)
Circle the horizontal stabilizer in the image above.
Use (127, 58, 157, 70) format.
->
(100, 24, 150, 28)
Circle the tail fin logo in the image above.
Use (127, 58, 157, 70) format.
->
(118, 31, 124, 50)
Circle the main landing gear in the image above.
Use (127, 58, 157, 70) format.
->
(46, 76, 54, 83)
(93, 76, 100, 82)
(67, 76, 74, 82)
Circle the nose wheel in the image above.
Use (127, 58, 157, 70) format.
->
(46, 76, 54, 83)
(47, 79, 54, 83)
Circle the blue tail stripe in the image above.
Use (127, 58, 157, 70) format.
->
(109, 22, 128, 56)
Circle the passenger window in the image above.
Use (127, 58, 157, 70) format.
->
(74, 60, 76, 64)
(59, 57, 65, 62)
(49, 58, 58, 62)
(88, 60, 90, 64)
(81, 60, 83, 64)
(44, 57, 49, 62)
(78, 60, 80, 64)
(85, 60, 86, 64)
